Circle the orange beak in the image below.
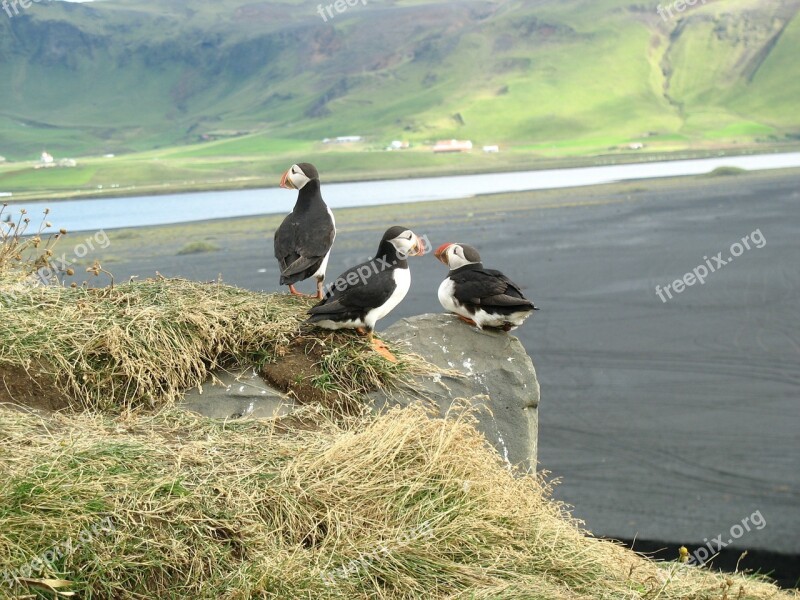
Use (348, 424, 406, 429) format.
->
(280, 169, 295, 189)
(401, 234, 427, 258)
(411, 234, 427, 257)
(434, 242, 453, 264)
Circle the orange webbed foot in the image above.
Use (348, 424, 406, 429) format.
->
(371, 338, 398, 363)
(289, 285, 317, 298)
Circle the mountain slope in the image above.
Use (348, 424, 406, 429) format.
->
(0, 0, 798, 161)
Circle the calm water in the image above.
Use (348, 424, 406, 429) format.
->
(7, 152, 800, 232)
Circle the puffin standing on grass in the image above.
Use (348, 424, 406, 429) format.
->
(435, 242, 538, 331)
(307, 226, 427, 361)
(275, 163, 336, 299)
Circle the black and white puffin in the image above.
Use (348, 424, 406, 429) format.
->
(274, 163, 336, 299)
(435, 242, 538, 331)
(307, 226, 427, 361)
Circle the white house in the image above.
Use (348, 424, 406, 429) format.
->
(433, 139, 473, 153)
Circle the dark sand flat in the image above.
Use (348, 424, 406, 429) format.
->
(94, 169, 800, 557)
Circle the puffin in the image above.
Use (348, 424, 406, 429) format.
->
(434, 242, 538, 331)
(307, 226, 427, 361)
(274, 163, 336, 298)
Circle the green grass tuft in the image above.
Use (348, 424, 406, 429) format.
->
(176, 241, 221, 255)
(707, 166, 748, 177)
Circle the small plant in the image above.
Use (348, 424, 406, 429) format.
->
(708, 166, 747, 177)
(85, 260, 115, 289)
(0, 204, 67, 277)
(176, 241, 220, 256)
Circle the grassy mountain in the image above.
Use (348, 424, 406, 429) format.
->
(0, 0, 798, 196)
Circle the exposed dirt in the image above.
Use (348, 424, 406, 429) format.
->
(0, 363, 72, 412)
(261, 333, 372, 414)
(261, 335, 333, 407)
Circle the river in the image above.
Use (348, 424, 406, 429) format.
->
(5, 151, 800, 232)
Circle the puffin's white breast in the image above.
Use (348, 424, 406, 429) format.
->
(439, 277, 531, 330)
(365, 267, 411, 329)
(438, 278, 461, 314)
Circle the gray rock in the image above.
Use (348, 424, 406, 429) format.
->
(181, 368, 294, 420)
(178, 315, 540, 471)
(372, 314, 540, 471)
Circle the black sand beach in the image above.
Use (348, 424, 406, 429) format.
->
(92, 169, 800, 569)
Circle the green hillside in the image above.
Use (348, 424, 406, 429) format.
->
(0, 0, 798, 196)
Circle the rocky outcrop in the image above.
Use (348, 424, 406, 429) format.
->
(182, 368, 294, 420)
(371, 314, 540, 471)
(181, 314, 540, 471)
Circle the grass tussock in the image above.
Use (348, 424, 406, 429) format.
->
(176, 241, 220, 255)
(707, 166, 748, 177)
(0, 276, 427, 413)
(0, 405, 793, 600)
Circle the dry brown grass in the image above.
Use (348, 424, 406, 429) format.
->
(0, 276, 432, 413)
(0, 205, 65, 277)
(0, 405, 794, 599)
(0, 275, 302, 412)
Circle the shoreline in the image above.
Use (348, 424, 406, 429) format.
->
(43, 165, 800, 235)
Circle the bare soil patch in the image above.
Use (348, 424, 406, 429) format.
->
(0, 363, 72, 412)
(261, 335, 336, 408)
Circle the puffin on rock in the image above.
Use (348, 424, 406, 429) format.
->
(274, 163, 336, 299)
(307, 226, 427, 362)
(435, 242, 538, 331)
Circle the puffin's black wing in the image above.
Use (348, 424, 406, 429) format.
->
(274, 210, 335, 283)
(308, 262, 396, 321)
(451, 268, 534, 311)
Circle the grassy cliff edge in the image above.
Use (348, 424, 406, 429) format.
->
(0, 239, 796, 597)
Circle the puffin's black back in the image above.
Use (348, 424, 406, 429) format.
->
(449, 264, 535, 315)
(307, 261, 398, 323)
(274, 164, 335, 285)
(307, 226, 412, 322)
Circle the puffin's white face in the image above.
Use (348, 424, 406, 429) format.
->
(280, 164, 312, 190)
(435, 243, 481, 270)
(389, 229, 426, 258)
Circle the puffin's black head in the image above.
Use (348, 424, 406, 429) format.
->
(280, 163, 320, 190)
(434, 242, 482, 269)
(381, 226, 427, 257)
